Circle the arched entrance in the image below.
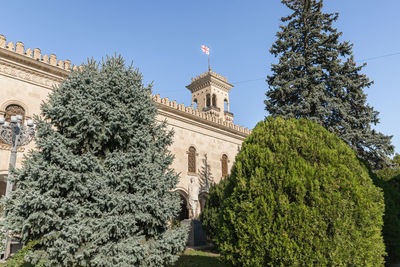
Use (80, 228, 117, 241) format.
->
(178, 194, 189, 221)
(175, 190, 189, 221)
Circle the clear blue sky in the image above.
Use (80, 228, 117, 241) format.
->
(1, 0, 399, 155)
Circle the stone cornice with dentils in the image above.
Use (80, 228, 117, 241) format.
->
(0, 34, 251, 136)
(152, 94, 251, 136)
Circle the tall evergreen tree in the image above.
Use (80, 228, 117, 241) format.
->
(3, 56, 187, 266)
(265, 0, 393, 169)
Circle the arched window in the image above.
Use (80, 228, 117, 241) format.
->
(193, 99, 198, 109)
(5, 104, 25, 123)
(1, 104, 26, 146)
(221, 154, 228, 177)
(206, 94, 211, 107)
(188, 146, 196, 173)
(224, 99, 228, 111)
(212, 94, 217, 107)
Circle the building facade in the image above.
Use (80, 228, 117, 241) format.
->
(0, 35, 250, 221)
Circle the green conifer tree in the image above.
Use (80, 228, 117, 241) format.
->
(3, 56, 187, 266)
(265, 0, 393, 169)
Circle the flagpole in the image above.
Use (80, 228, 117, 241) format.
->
(202, 45, 211, 71)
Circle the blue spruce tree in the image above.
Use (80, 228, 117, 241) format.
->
(3, 56, 187, 266)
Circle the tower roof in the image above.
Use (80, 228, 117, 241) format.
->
(186, 70, 233, 93)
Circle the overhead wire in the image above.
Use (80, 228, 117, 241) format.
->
(230, 51, 400, 85)
(155, 51, 400, 93)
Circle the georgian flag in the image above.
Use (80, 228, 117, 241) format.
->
(201, 45, 210, 55)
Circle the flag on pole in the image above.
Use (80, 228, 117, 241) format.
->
(201, 45, 211, 71)
(201, 45, 210, 55)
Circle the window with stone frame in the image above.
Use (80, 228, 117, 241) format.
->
(188, 146, 196, 173)
(221, 154, 228, 177)
(4, 104, 25, 123)
(1, 104, 26, 146)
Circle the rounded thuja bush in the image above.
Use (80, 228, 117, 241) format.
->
(202, 117, 386, 266)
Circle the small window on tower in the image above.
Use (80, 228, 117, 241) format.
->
(193, 99, 198, 109)
(212, 94, 217, 107)
(206, 94, 211, 107)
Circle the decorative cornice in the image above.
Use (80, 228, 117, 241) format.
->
(157, 107, 247, 142)
(186, 71, 234, 93)
(191, 71, 229, 83)
(153, 94, 251, 137)
(0, 57, 63, 89)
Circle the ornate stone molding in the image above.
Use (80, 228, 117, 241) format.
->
(186, 71, 234, 93)
(153, 94, 250, 136)
(156, 107, 249, 141)
(0, 35, 71, 89)
(0, 58, 63, 89)
(191, 71, 229, 83)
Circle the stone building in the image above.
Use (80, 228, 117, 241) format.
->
(0, 35, 250, 222)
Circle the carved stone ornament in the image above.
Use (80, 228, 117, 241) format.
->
(0, 60, 62, 89)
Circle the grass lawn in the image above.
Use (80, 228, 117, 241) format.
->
(1, 248, 228, 267)
(171, 248, 228, 267)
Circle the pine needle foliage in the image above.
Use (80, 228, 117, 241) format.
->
(265, 0, 393, 169)
(3, 56, 187, 266)
(202, 117, 386, 266)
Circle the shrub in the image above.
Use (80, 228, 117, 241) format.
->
(202, 117, 386, 266)
(374, 168, 400, 264)
(3, 240, 45, 267)
(376, 168, 400, 191)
